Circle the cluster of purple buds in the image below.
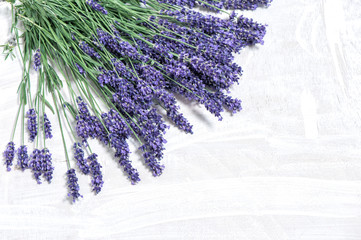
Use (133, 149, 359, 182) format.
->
(75, 97, 109, 144)
(88, 153, 103, 194)
(79, 41, 101, 59)
(26, 108, 37, 142)
(3, 142, 15, 171)
(96, 28, 147, 62)
(33, 49, 41, 71)
(156, 0, 272, 11)
(29, 149, 42, 184)
(75, 63, 86, 75)
(154, 90, 193, 133)
(42, 148, 54, 182)
(66, 168, 82, 203)
(223, 0, 273, 10)
(73, 142, 90, 175)
(101, 109, 141, 184)
(17, 145, 29, 171)
(86, 0, 108, 15)
(43, 113, 53, 139)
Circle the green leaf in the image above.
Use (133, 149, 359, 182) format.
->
(61, 16, 76, 22)
(21, 82, 27, 105)
(44, 98, 55, 114)
(64, 102, 77, 117)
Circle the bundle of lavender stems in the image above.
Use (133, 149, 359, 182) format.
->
(2, 0, 272, 202)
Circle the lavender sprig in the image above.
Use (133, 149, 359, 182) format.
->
(86, 0, 108, 15)
(17, 145, 29, 171)
(88, 153, 104, 194)
(33, 49, 41, 71)
(42, 148, 54, 183)
(3, 142, 15, 171)
(43, 113, 53, 139)
(66, 168, 82, 203)
(26, 109, 37, 142)
(73, 143, 90, 175)
(29, 149, 42, 183)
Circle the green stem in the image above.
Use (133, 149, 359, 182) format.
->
(10, 103, 23, 142)
(52, 91, 71, 170)
(21, 102, 25, 145)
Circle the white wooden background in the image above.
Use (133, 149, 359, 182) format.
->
(0, 0, 360, 239)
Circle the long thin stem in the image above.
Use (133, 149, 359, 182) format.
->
(21, 101, 25, 145)
(52, 91, 71, 169)
(10, 103, 23, 142)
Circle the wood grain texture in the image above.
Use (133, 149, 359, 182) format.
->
(0, 0, 360, 239)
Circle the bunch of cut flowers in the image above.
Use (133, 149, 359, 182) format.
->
(1, 0, 272, 202)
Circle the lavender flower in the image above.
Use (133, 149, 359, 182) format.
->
(29, 149, 42, 184)
(73, 143, 90, 174)
(79, 41, 101, 59)
(86, 0, 108, 15)
(17, 145, 29, 171)
(88, 153, 103, 194)
(74, 97, 109, 145)
(66, 168, 82, 203)
(76, 97, 91, 118)
(102, 110, 141, 184)
(141, 150, 165, 177)
(42, 148, 54, 183)
(135, 109, 168, 176)
(43, 113, 53, 139)
(156, 0, 272, 11)
(223, 0, 272, 10)
(215, 91, 242, 113)
(3, 142, 15, 171)
(26, 108, 37, 142)
(75, 97, 92, 140)
(96, 29, 145, 61)
(75, 63, 85, 75)
(115, 137, 141, 184)
(33, 49, 41, 71)
(155, 90, 193, 133)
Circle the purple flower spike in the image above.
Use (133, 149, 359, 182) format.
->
(86, 0, 108, 15)
(75, 97, 94, 141)
(75, 63, 85, 75)
(33, 49, 41, 71)
(4, 142, 15, 171)
(142, 150, 165, 177)
(155, 90, 193, 134)
(79, 41, 101, 59)
(88, 153, 104, 194)
(76, 97, 91, 118)
(66, 168, 82, 203)
(42, 148, 54, 183)
(43, 113, 53, 139)
(116, 139, 141, 185)
(29, 149, 42, 184)
(224, 0, 272, 10)
(17, 145, 29, 171)
(102, 110, 141, 184)
(26, 108, 38, 142)
(73, 143, 90, 175)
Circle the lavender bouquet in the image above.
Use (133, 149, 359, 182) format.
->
(1, 0, 272, 202)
